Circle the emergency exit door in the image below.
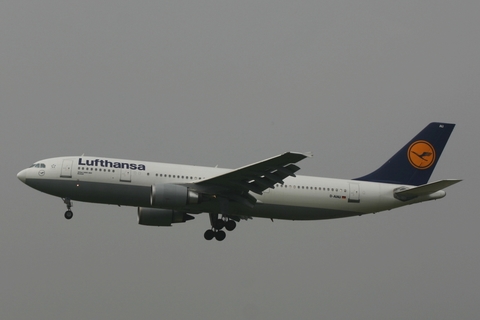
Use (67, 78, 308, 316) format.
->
(120, 168, 131, 182)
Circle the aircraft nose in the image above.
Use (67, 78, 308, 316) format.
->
(17, 169, 27, 183)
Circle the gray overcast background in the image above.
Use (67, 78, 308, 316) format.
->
(1, 1, 479, 319)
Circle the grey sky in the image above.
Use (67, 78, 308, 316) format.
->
(1, 1, 479, 319)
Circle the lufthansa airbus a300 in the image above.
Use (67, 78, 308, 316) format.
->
(17, 123, 461, 241)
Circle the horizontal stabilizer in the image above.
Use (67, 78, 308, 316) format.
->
(394, 179, 462, 201)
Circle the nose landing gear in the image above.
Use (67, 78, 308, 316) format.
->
(62, 198, 73, 220)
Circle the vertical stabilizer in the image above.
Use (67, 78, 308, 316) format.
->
(355, 122, 455, 186)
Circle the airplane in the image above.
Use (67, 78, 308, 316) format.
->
(17, 122, 461, 241)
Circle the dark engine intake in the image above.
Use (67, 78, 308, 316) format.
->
(150, 184, 201, 208)
(137, 207, 194, 226)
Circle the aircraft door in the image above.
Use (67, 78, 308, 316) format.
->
(348, 183, 360, 203)
(120, 168, 131, 182)
(61, 159, 73, 178)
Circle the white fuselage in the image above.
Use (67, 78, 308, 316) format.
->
(17, 156, 446, 221)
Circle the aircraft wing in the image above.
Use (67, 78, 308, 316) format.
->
(192, 152, 311, 207)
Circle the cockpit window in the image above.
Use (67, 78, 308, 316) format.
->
(30, 163, 46, 168)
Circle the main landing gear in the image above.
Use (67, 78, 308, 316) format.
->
(204, 213, 237, 241)
(62, 198, 73, 220)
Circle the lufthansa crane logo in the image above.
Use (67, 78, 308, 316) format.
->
(408, 140, 436, 169)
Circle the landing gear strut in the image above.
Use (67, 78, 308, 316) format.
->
(62, 198, 73, 220)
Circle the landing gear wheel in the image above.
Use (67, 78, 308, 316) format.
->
(215, 230, 226, 241)
(62, 198, 73, 220)
(225, 220, 236, 231)
(213, 219, 225, 230)
(204, 229, 215, 241)
(64, 210, 73, 220)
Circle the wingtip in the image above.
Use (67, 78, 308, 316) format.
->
(287, 151, 313, 158)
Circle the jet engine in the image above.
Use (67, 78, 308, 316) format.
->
(137, 207, 194, 226)
(150, 184, 202, 208)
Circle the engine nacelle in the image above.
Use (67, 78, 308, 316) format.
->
(150, 184, 201, 208)
(137, 207, 194, 226)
